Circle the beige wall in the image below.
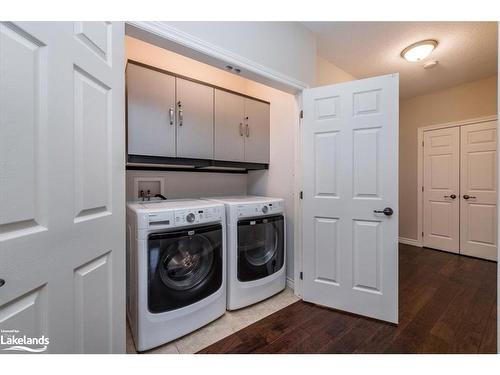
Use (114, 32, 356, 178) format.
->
(315, 56, 356, 86)
(399, 75, 498, 240)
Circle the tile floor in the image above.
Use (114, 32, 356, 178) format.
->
(126, 287, 299, 354)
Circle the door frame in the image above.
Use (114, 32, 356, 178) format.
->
(123, 21, 307, 297)
(416, 115, 498, 247)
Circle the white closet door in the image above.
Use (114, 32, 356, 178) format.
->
(460, 121, 497, 261)
(423, 127, 460, 253)
(0, 22, 125, 353)
(302, 74, 399, 324)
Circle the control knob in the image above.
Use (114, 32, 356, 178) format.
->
(186, 213, 196, 223)
(261, 205, 268, 214)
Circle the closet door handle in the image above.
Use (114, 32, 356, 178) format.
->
(245, 124, 249, 137)
(373, 207, 393, 216)
(169, 108, 174, 125)
(463, 194, 476, 200)
(444, 194, 456, 199)
(239, 123, 244, 136)
(177, 101, 183, 126)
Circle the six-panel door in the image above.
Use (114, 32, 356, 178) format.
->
(302, 74, 399, 324)
(214, 89, 245, 162)
(460, 121, 497, 261)
(0, 21, 125, 353)
(422, 127, 460, 253)
(127, 63, 176, 157)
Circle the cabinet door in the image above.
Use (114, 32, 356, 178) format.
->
(176, 78, 214, 159)
(214, 89, 245, 161)
(127, 63, 176, 157)
(244, 99, 270, 163)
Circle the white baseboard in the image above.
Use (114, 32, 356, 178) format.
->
(286, 276, 294, 290)
(399, 237, 422, 247)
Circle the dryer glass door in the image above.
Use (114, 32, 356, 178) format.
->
(147, 223, 223, 313)
(237, 215, 284, 282)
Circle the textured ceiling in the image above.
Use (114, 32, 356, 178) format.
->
(303, 22, 498, 98)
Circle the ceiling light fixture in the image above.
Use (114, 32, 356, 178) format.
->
(401, 39, 438, 62)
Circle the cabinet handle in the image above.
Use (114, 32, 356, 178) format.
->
(177, 101, 183, 126)
(245, 124, 249, 137)
(239, 123, 244, 136)
(169, 108, 174, 125)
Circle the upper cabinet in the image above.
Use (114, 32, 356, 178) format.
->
(244, 98, 270, 164)
(214, 89, 270, 164)
(176, 78, 214, 159)
(126, 61, 270, 167)
(127, 63, 176, 157)
(215, 89, 245, 162)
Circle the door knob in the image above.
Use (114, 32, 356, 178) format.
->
(444, 194, 457, 199)
(373, 207, 393, 216)
(463, 194, 476, 200)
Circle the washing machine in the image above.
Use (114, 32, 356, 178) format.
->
(126, 199, 226, 351)
(202, 196, 285, 310)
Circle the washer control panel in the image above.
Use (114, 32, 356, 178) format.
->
(174, 206, 223, 226)
(236, 200, 284, 218)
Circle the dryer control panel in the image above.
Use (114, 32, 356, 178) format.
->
(136, 205, 224, 229)
(174, 206, 223, 226)
(236, 200, 284, 218)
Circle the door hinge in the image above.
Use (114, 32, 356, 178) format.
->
(300, 191, 303, 199)
(422, 231, 424, 237)
(422, 186, 424, 192)
(422, 140, 424, 147)
(300, 271, 303, 280)
(300, 110, 303, 119)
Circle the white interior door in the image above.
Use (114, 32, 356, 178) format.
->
(302, 74, 399, 323)
(422, 127, 460, 253)
(460, 121, 497, 261)
(0, 22, 125, 353)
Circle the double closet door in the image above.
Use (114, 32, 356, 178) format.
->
(423, 120, 497, 261)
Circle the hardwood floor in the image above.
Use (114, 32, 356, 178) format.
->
(199, 244, 497, 354)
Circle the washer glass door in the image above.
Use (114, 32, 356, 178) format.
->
(147, 223, 223, 313)
(237, 215, 284, 282)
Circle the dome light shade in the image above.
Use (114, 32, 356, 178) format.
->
(401, 40, 438, 62)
